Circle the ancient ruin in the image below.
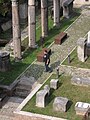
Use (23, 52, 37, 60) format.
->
(12, 0, 22, 60)
(53, 97, 69, 112)
(50, 79, 59, 89)
(75, 102, 90, 116)
(77, 37, 87, 62)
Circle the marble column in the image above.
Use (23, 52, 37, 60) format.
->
(53, 0, 60, 26)
(28, 0, 36, 48)
(41, 0, 48, 37)
(12, 0, 22, 60)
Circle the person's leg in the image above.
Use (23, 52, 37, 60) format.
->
(44, 63, 47, 72)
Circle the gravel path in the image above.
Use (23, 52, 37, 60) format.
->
(22, 9, 90, 83)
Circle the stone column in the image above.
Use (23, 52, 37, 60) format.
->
(28, 0, 36, 48)
(41, 0, 48, 37)
(87, 31, 90, 47)
(53, 0, 60, 26)
(12, 0, 22, 60)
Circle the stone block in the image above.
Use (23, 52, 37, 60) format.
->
(44, 85, 50, 95)
(1, 20, 12, 31)
(77, 37, 87, 62)
(0, 51, 10, 72)
(53, 97, 69, 112)
(50, 79, 59, 89)
(71, 76, 90, 87)
(75, 102, 90, 116)
(36, 90, 48, 108)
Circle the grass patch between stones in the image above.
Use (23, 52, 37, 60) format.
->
(62, 48, 90, 69)
(22, 74, 90, 120)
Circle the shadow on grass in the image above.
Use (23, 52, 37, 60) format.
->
(0, 61, 30, 85)
(66, 100, 73, 112)
(46, 88, 55, 106)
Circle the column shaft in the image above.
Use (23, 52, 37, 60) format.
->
(41, 0, 48, 37)
(12, 0, 22, 59)
(28, 0, 36, 48)
(53, 0, 60, 26)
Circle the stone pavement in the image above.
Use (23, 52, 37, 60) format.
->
(21, 8, 90, 84)
(0, 8, 90, 120)
(0, 97, 24, 120)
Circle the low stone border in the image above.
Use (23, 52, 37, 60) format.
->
(60, 43, 90, 77)
(60, 64, 90, 77)
(14, 83, 67, 120)
(14, 111, 67, 120)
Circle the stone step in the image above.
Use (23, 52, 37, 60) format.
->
(15, 85, 32, 92)
(14, 91, 30, 98)
(18, 76, 36, 87)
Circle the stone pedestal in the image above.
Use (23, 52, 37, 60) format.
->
(28, 0, 36, 48)
(41, 0, 48, 37)
(12, 0, 22, 59)
(0, 51, 10, 72)
(1, 20, 12, 31)
(77, 37, 87, 62)
(75, 102, 90, 116)
(53, 0, 60, 26)
(53, 97, 69, 112)
(50, 79, 59, 89)
(36, 90, 48, 108)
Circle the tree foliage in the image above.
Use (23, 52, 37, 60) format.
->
(0, 0, 11, 16)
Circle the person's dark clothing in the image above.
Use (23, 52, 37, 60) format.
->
(43, 53, 50, 64)
(43, 53, 50, 72)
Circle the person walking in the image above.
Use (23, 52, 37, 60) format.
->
(43, 50, 51, 72)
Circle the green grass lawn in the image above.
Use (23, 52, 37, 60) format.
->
(62, 48, 90, 69)
(23, 74, 90, 120)
(0, 10, 80, 85)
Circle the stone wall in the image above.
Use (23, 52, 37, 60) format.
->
(14, 111, 66, 120)
(60, 65, 90, 77)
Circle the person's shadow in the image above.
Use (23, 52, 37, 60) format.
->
(50, 60, 60, 70)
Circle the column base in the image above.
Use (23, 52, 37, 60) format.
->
(29, 44, 38, 49)
(53, 23, 60, 28)
(14, 57, 22, 62)
(63, 15, 70, 19)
